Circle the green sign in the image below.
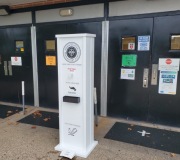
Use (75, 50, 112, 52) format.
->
(122, 54, 137, 67)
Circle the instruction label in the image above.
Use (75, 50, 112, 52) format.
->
(121, 68, 135, 80)
(138, 36, 150, 51)
(158, 70, 178, 95)
(11, 57, 22, 66)
(46, 56, 56, 66)
(122, 54, 137, 67)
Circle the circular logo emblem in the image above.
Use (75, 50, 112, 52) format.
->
(63, 42, 81, 63)
(166, 58, 172, 64)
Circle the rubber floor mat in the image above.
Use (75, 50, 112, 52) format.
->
(105, 122, 180, 154)
(0, 105, 22, 118)
(18, 110, 59, 129)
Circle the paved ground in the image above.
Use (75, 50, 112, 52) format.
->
(0, 103, 180, 160)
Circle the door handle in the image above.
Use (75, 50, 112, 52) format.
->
(153, 71, 156, 79)
(8, 61, 12, 76)
(143, 79, 147, 88)
(151, 64, 158, 85)
(143, 68, 149, 88)
(4, 61, 8, 76)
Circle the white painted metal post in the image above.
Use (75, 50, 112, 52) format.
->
(31, 26, 39, 107)
(101, 21, 109, 117)
(22, 81, 25, 115)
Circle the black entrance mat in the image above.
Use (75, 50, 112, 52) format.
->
(105, 122, 180, 154)
(18, 111, 59, 129)
(0, 105, 22, 118)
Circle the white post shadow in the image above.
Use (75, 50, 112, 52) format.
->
(55, 34, 98, 159)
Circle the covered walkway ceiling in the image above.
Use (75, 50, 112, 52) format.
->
(0, 0, 118, 10)
(0, 0, 80, 9)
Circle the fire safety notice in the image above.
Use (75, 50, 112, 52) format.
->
(158, 70, 178, 95)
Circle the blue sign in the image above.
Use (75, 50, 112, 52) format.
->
(138, 36, 150, 51)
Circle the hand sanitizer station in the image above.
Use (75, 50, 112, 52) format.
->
(55, 34, 98, 158)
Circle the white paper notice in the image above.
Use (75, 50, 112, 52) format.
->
(121, 69, 135, 80)
(158, 70, 178, 95)
(159, 58, 179, 71)
(11, 57, 22, 66)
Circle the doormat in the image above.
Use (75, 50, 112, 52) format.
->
(18, 110, 59, 129)
(0, 105, 22, 118)
(104, 122, 180, 154)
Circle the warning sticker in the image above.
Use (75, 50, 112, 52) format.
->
(46, 56, 56, 66)
(11, 57, 22, 66)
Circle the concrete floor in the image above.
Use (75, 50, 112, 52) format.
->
(0, 104, 180, 160)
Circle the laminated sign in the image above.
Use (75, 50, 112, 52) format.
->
(11, 57, 22, 66)
(159, 58, 179, 71)
(122, 54, 137, 67)
(46, 56, 56, 66)
(138, 36, 150, 51)
(121, 68, 135, 80)
(158, 71, 178, 95)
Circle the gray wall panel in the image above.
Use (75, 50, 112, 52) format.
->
(36, 4, 104, 23)
(0, 12, 32, 26)
(110, 0, 180, 17)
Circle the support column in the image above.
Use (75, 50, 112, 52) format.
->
(31, 26, 39, 107)
(100, 21, 109, 116)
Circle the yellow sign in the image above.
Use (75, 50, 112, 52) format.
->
(20, 48, 24, 52)
(46, 56, 56, 66)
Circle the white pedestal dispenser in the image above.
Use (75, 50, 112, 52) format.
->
(55, 34, 98, 158)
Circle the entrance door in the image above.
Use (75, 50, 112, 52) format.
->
(36, 24, 66, 108)
(36, 21, 102, 110)
(0, 27, 34, 105)
(0, 28, 13, 102)
(149, 15, 180, 126)
(66, 22, 102, 113)
(107, 18, 153, 121)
